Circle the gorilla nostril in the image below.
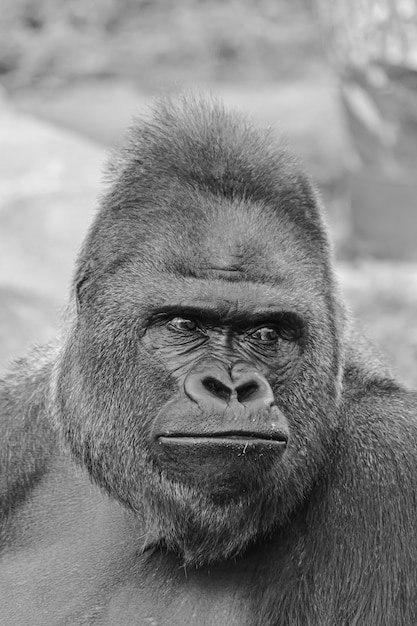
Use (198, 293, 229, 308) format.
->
(202, 377, 231, 402)
(236, 382, 259, 403)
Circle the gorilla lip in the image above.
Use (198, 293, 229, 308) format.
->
(157, 431, 288, 448)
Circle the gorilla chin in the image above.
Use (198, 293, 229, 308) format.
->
(142, 426, 290, 566)
(141, 463, 285, 568)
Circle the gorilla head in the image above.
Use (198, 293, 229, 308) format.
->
(52, 95, 344, 567)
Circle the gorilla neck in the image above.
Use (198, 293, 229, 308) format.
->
(59, 437, 296, 569)
(58, 425, 327, 569)
(140, 483, 265, 568)
(129, 464, 311, 568)
(21, 447, 294, 574)
(8, 451, 254, 623)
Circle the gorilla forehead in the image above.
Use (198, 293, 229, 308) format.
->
(167, 211, 330, 299)
(108, 96, 325, 219)
(89, 186, 328, 288)
(78, 94, 332, 286)
(137, 194, 299, 276)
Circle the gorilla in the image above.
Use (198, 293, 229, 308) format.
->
(1, 94, 417, 626)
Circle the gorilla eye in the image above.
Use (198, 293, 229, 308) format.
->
(251, 327, 279, 343)
(169, 317, 198, 332)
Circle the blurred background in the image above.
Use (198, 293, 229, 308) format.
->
(0, 0, 416, 384)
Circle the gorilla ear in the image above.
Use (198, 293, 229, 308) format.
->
(75, 260, 95, 314)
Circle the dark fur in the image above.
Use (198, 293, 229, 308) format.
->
(1, 94, 417, 625)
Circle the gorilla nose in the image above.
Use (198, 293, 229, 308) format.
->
(184, 362, 274, 412)
(202, 377, 232, 402)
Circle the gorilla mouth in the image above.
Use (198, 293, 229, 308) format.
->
(157, 431, 288, 448)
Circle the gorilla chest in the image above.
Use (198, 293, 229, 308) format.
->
(0, 546, 253, 626)
(105, 570, 253, 626)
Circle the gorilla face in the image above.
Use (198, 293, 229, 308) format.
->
(52, 98, 343, 567)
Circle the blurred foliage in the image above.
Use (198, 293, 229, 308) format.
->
(0, 0, 321, 91)
(316, 0, 417, 70)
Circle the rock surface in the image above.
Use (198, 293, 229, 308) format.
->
(0, 98, 105, 369)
